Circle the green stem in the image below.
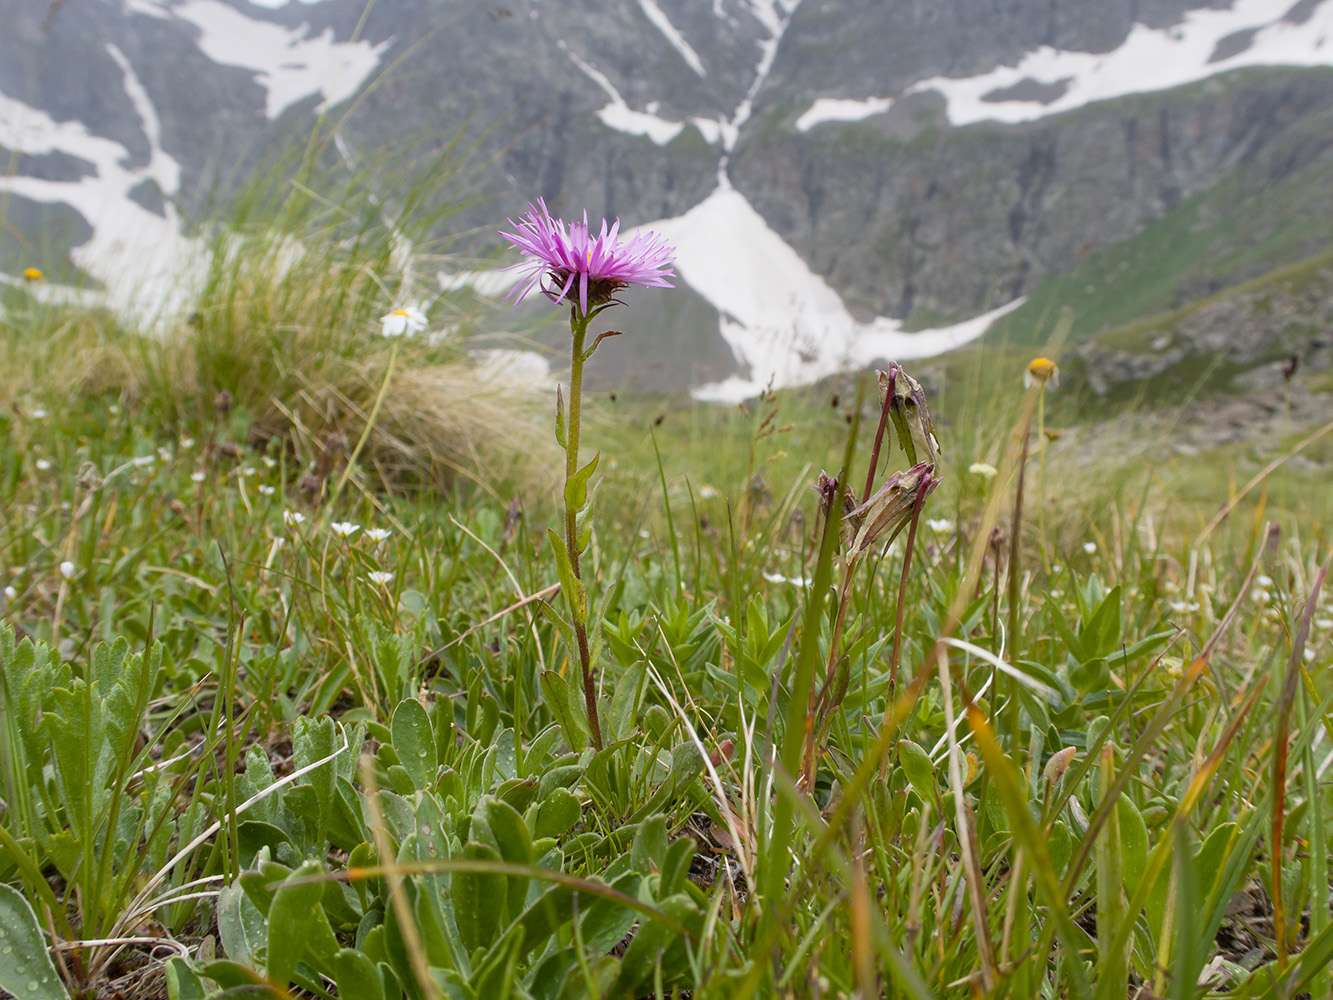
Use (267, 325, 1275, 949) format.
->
(329, 339, 399, 511)
(564, 312, 603, 751)
(1007, 401, 1035, 753)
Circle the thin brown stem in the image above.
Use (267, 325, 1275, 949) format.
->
(863, 370, 895, 502)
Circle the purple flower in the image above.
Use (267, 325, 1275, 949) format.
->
(500, 198, 675, 317)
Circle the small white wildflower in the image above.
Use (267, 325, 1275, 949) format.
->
(180, 437, 195, 450)
(380, 305, 427, 338)
(367, 571, 394, 585)
(131, 455, 155, 468)
(926, 518, 954, 534)
(331, 521, 360, 538)
(698, 484, 718, 499)
(364, 528, 392, 542)
(262, 456, 277, 468)
(242, 466, 258, 477)
(1187, 602, 1199, 612)
(1315, 618, 1333, 630)
(640, 529, 651, 539)
(1168, 601, 1188, 613)
(108, 404, 119, 415)
(1050, 589, 1063, 598)
(191, 470, 207, 483)
(283, 510, 306, 527)
(31, 408, 48, 419)
(763, 572, 812, 587)
(35, 458, 51, 471)
(968, 462, 998, 480)
(157, 447, 173, 462)
(1083, 542, 1097, 554)
(3, 585, 16, 600)
(59, 561, 75, 580)
(1256, 575, 1274, 588)
(1251, 589, 1271, 603)
(1304, 648, 1315, 663)
(258, 484, 276, 496)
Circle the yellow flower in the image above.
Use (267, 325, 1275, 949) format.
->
(1025, 357, 1059, 389)
(23, 267, 44, 282)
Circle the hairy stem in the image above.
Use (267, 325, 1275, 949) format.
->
(564, 312, 603, 751)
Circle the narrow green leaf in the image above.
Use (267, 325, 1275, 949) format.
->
(547, 529, 588, 625)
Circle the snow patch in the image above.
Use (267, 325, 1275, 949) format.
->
(472, 348, 552, 384)
(248, 0, 339, 7)
(637, 0, 707, 77)
(0, 48, 204, 324)
(159, 0, 389, 119)
(644, 182, 1023, 403)
(909, 0, 1333, 126)
(795, 96, 893, 132)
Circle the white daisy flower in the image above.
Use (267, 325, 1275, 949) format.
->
(367, 571, 394, 585)
(380, 305, 427, 338)
(283, 510, 305, 527)
(364, 528, 392, 542)
(331, 521, 360, 538)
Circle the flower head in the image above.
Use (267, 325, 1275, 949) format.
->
(500, 198, 675, 317)
(367, 571, 394, 586)
(968, 462, 998, 480)
(331, 521, 360, 538)
(364, 528, 392, 542)
(380, 305, 427, 338)
(1025, 357, 1059, 390)
(23, 267, 43, 282)
(282, 510, 305, 528)
(59, 560, 76, 580)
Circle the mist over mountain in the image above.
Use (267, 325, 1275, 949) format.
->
(3, 0, 1332, 399)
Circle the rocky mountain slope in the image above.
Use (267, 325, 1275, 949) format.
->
(2, 0, 1332, 399)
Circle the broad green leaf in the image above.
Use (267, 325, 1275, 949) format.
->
(391, 699, 436, 791)
(608, 659, 647, 741)
(534, 787, 582, 840)
(266, 860, 341, 987)
(631, 815, 668, 876)
(897, 739, 939, 805)
(0, 883, 69, 1000)
(334, 949, 386, 1000)
(453, 841, 505, 953)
